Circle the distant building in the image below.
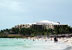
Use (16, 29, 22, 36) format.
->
(31, 20, 58, 29)
(13, 20, 68, 30)
(14, 24, 31, 29)
(31, 20, 68, 30)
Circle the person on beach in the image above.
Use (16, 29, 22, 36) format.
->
(54, 37, 58, 42)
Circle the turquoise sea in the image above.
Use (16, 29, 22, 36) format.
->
(0, 38, 72, 50)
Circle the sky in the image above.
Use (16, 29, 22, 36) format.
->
(0, 0, 72, 30)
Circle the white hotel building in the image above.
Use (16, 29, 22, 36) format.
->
(14, 20, 68, 29)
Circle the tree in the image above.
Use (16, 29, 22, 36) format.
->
(11, 28, 19, 34)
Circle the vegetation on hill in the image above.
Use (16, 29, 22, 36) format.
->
(0, 25, 72, 38)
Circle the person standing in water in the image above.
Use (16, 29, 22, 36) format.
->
(54, 37, 58, 42)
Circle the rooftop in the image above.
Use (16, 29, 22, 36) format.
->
(35, 20, 59, 25)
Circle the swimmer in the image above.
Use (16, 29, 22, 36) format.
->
(54, 37, 58, 42)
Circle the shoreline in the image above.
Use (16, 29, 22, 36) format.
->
(0, 36, 72, 46)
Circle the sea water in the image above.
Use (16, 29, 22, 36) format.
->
(0, 38, 72, 50)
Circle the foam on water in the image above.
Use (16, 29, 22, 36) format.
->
(0, 38, 72, 50)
